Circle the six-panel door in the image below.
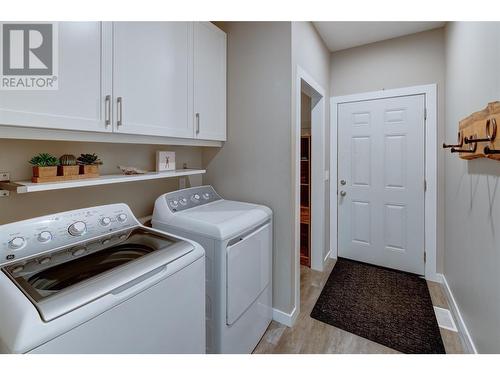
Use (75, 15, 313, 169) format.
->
(337, 95, 425, 275)
(0, 22, 112, 132)
(112, 22, 194, 138)
(194, 22, 227, 141)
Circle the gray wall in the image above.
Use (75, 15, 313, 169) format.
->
(444, 22, 500, 353)
(203, 22, 294, 313)
(0, 139, 203, 224)
(329, 28, 446, 272)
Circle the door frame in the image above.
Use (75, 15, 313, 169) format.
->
(291, 66, 326, 325)
(330, 84, 439, 282)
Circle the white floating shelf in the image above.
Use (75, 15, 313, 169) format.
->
(8, 169, 205, 194)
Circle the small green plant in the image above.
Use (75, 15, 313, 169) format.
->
(29, 153, 59, 167)
(77, 153, 103, 165)
(60, 154, 77, 166)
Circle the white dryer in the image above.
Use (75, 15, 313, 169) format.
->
(152, 186, 273, 354)
(0, 204, 205, 353)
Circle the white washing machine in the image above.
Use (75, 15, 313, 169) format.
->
(152, 186, 273, 354)
(0, 203, 205, 354)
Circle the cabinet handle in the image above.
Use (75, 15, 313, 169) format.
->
(196, 112, 200, 134)
(105, 95, 111, 127)
(117, 97, 123, 127)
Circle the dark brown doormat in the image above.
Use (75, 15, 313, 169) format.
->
(310, 258, 445, 354)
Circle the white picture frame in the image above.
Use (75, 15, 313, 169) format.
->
(156, 151, 176, 172)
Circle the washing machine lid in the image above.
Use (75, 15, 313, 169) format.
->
(2, 227, 194, 322)
(156, 200, 272, 240)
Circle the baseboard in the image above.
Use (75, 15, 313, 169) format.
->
(329, 249, 337, 259)
(272, 306, 298, 327)
(324, 249, 332, 262)
(440, 274, 478, 354)
(425, 271, 443, 283)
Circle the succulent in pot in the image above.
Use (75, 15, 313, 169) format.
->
(58, 154, 80, 176)
(29, 153, 59, 178)
(77, 153, 102, 175)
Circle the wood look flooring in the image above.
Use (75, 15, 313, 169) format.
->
(253, 259, 464, 354)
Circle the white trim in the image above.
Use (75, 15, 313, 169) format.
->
(309, 86, 326, 272)
(293, 65, 327, 327)
(330, 84, 439, 281)
(0, 124, 223, 148)
(272, 307, 298, 328)
(441, 274, 478, 354)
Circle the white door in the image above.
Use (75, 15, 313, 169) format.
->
(0, 22, 112, 132)
(194, 22, 226, 141)
(338, 95, 425, 275)
(112, 22, 193, 138)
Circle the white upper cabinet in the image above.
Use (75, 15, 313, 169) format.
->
(0, 22, 226, 143)
(194, 22, 227, 141)
(0, 22, 112, 132)
(112, 22, 193, 138)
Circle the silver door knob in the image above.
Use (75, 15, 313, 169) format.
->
(340, 179, 346, 185)
(340, 190, 347, 197)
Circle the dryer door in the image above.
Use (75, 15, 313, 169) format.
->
(226, 222, 271, 325)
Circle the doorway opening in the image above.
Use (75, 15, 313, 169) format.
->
(290, 66, 327, 326)
(300, 92, 312, 267)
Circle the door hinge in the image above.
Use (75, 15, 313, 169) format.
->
(424, 251, 427, 263)
(424, 179, 427, 192)
(424, 107, 427, 121)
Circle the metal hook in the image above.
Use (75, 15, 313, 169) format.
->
(464, 118, 497, 143)
(451, 135, 478, 153)
(443, 131, 463, 148)
(484, 146, 500, 155)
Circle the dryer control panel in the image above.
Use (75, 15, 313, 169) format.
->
(0, 204, 139, 267)
(162, 185, 222, 213)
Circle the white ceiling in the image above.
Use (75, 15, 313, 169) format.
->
(313, 22, 446, 52)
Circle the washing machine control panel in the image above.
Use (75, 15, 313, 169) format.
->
(165, 185, 222, 213)
(0, 204, 138, 267)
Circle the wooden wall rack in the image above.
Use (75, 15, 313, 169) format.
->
(443, 101, 500, 160)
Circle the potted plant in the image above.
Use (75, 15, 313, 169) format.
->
(58, 154, 79, 176)
(77, 153, 102, 175)
(29, 153, 59, 178)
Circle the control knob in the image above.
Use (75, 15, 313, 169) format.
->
(8, 237, 26, 250)
(68, 221, 87, 236)
(100, 217, 112, 226)
(37, 231, 52, 243)
(179, 197, 188, 206)
(117, 213, 127, 223)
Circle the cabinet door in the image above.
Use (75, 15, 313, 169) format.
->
(0, 22, 112, 132)
(194, 22, 226, 141)
(112, 22, 193, 138)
